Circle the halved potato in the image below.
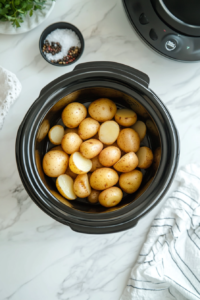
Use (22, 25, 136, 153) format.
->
(119, 170, 143, 194)
(80, 139, 103, 159)
(90, 155, 103, 172)
(115, 109, 137, 127)
(99, 146, 121, 167)
(117, 128, 140, 153)
(99, 187, 123, 207)
(88, 189, 100, 204)
(74, 174, 91, 198)
(48, 125, 64, 145)
(64, 128, 78, 135)
(61, 133, 82, 154)
(37, 119, 50, 142)
(131, 121, 146, 141)
(114, 152, 138, 172)
(88, 98, 117, 122)
(56, 174, 77, 200)
(42, 150, 68, 177)
(136, 147, 154, 169)
(78, 118, 100, 140)
(69, 152, 92, 174)
(90, 168, 119, 190)
(99, 121, 120, 145)
(62, 102, 87, 128)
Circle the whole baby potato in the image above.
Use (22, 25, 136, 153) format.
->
(61, 133, 82, 154)
(119, 170, 143, 194)
(99, 146, 121, 167)
(114, 152, 138, 172)
(90, 168, 119, 190)
(43, 150, 69, 177)
(88, 189, 100, 204)
(88, 98, 117, 122)
(90, 155, 103, 172)
(78, 118, 100, 140)
(136, 147, 154, 169)
(74, 174, 91, 198)
(115, 109, 137, 127)
(49, 145, 63, 152)
(99, 187, 123, 207)
(117, 128, 140, 153)
(62, 102, 87, 128)
(80, 139, 103, 159)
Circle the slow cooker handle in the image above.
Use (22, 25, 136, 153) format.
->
(74, 61, 150, 88)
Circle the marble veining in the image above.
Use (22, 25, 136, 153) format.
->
(0, 0, 200, 299)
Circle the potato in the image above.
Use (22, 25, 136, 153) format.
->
(48, 125, 64, 145)
(61, 133, 82, 154)
(80, 139, 103, 159)
(69, 152, 92, 174)
(49, 145, 63, 152)
(117, 128, 140, 153)
(42, 150, 68, 177)
(146, 119, 159, 136)
(64, 128, 78, 135)
(136, 147, 154, 169)
(88, 189, 100, 204)
(99, 187, 123, 207)
(88, 98, 117, 122)
(65, 167, 77, 179)
(90, 155, 103, 172)
(62, 102, 87, 128)
(119, 170, 143, 194)
(99, 146, 121, 167)
(74, 174, 91, 198)
(114, 152, 138, 172)
(56, 174, 77, 200)
(99, 121, 120, 145)
(131, 121, 146, 141)
(115, 109, 137, 127)
(37, 119, 50, 142)
(90, 168, 119, 190)
(153, 147, 161, 171)
(50, 190, 73, 208)
(78, 118, 100, 140)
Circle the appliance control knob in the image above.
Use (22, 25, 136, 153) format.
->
(149, 29, 158, 41)
(139, 13, 149, 25)
(165, 38, 177, 51)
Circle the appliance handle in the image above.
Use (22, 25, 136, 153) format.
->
(74, 61, 150, 88)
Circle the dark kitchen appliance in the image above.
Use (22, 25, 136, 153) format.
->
(122, 0, 200, 62)
(16, 62, 180, 234)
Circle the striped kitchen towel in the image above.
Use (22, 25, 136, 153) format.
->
(121, 164, 200, 300)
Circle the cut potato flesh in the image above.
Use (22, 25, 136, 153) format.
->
(99, 121, 120, 145)
(69, 152, 92, 174)
(136, 147, 153, 169)
(131, 121, 146, 141)
(56, 174, 77, 200)
(48, 125, 64, 145)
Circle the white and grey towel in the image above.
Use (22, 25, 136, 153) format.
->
(0, 66, 21, 129)
(121, 164, 200, 300)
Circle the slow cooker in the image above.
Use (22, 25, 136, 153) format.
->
(16, 62, 180, 234)
(122, 0, 200, 62)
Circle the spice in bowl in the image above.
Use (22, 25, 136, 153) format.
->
(42, 29, 81, 65)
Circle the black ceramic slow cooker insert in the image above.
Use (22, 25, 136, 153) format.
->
(16, 62, 180, 234)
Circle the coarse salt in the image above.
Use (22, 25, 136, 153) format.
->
(44, 29, 81, 62)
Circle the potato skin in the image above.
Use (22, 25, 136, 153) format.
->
(88, 189, 100, 204)
(80, 139, 103, 159)
(90, 155, 103, 172)
(136, 147, 154, 169)
(99, 187, 123, 207)
(78, 118, 100, 140)
(99, 146, 121, 167)
(61, 133, 82, 154)
(90, 168, 119, 190)
(43, 150, 68, 177)
(62, 102, 87, 128)
(74, 174, 91, 198)
(114, 152, 138, 172)
(49, 145, 63, 152)
(88, 98, 117, 122)
(117, 128, 140, 153)
(64, 128, 78, 135)
(115, 109, 137, 127)
(119, 170, 143, 194)
(65, 167, 77, 179)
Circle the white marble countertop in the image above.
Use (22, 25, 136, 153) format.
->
(0, 0, 200, 299)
